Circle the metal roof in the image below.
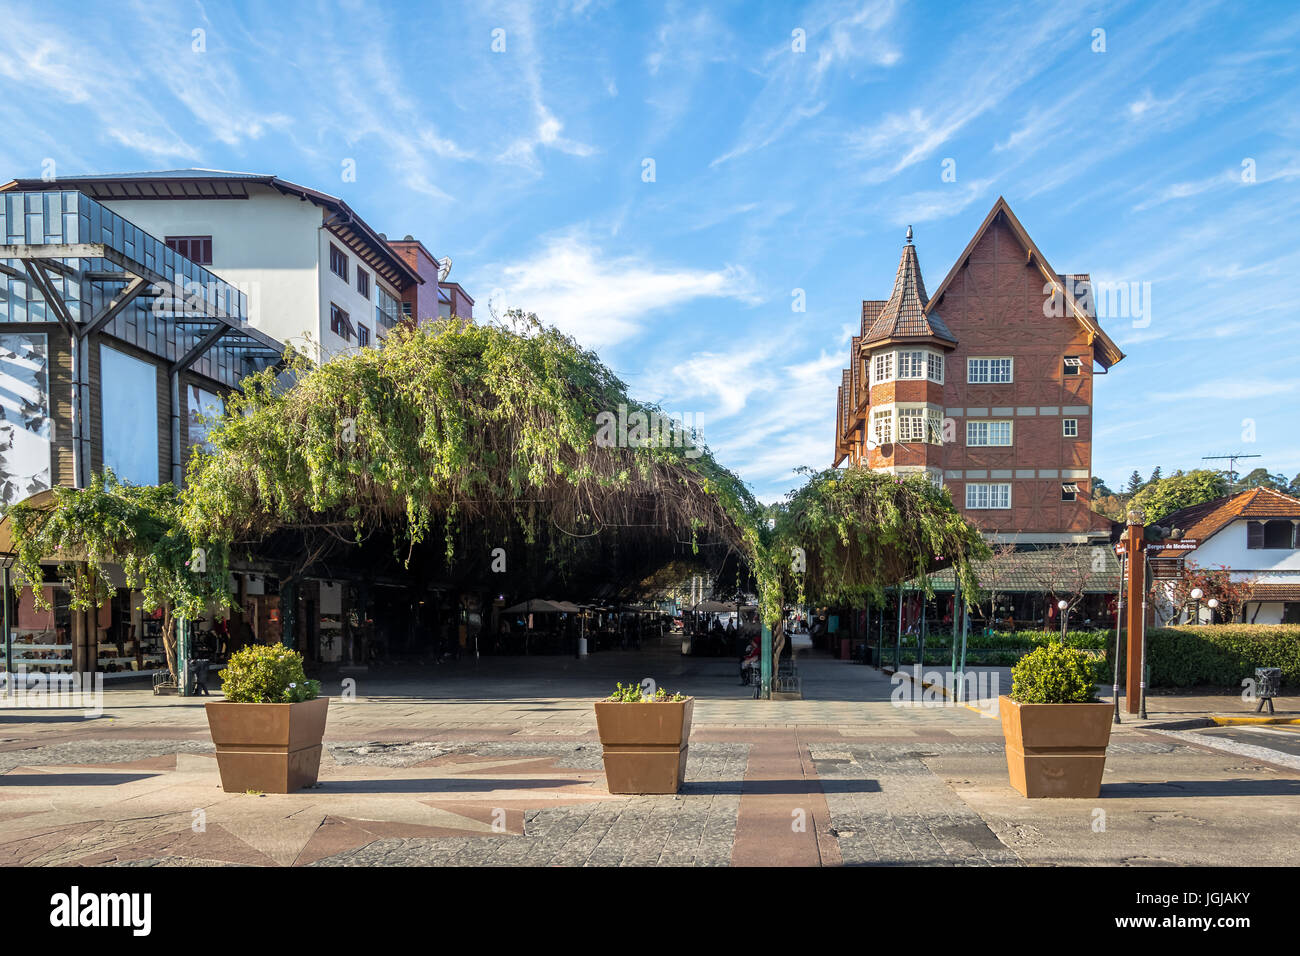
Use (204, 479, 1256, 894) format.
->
(0, 170, 422, 291)
(913, 545, 1121, 594)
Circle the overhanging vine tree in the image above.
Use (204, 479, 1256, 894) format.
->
(180, 312, 780, 621)
(765, 466, 990, 657)
(3, 472, 230, 681)
(2, 313, 990, 676)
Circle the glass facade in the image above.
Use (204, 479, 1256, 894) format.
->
(0, 191, 277, 388)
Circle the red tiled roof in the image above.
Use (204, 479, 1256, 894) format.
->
(860, 299, 886, 338)
(1153, 488, 1300, 557)
(862, 236, 957, 348)
(1247, 583, 1300, 602)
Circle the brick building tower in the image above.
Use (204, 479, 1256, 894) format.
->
(835, 198, 1125, 544)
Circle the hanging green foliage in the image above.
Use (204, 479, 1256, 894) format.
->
(2, 471, 231, 680)
(2, 315, 991, 646)
(771, 466, 989, 609)
(180, 313, 772, 609)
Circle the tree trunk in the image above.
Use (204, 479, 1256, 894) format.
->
(161, 604, 178, 683)
(771, 617, 786, 664)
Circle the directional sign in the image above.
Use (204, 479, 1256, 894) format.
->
(1145, 539, 1198, 552)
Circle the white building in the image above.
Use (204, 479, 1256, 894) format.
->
(1151, 488, 1300, 625)
(1, 170, 424, 362)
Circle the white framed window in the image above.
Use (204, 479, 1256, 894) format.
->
(897, 407, 925, 443)
(968, 356, 1013, 384)
(894, 406, 945, 445)
(871, 408, 892, 445)
(1061, 482, 1079, 502)
(927, 352, 944, 384)
(872, 352, 894, 385)
(1063, 355, 1084, 375)
(898, 351, 925, 379)
(926, 408, 944, 444)
(1063, 418, 1078, 438)
(966, 420, 1013, 446)
(966, 482, 1011, 510)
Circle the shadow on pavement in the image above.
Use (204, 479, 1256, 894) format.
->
(317, 777, 597, 794)
(1, 772, 159, 786)
(1102, 779, 1300, 797)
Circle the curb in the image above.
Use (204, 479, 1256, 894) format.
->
(1209, 715, 1300, 726)
(882, 666, 999, 719)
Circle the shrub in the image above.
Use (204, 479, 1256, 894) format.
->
(219, 644, 321, 703)
(1146, 625, 1300, 688)
(1009, 642, 1099, 703)
(605, 681, 685, 702)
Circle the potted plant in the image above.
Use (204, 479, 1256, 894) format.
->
(205, 644, 328, 793)
(594, 682, 693, 794)
(999, 642, 1112, 798)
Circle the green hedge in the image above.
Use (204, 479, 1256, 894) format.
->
(877, 626, 1299, 688)
(1145, 625, 1300, 688)
(878, 629, 1110, 666)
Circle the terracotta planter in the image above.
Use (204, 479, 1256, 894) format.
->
(999, 696, 1112, 798)
(594, 698, 694, 794)
(205, 696, 329, 793)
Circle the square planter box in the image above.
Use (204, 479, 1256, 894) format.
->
(205, 697, 330, 794)
(594, 698, 694, 794)
(999, 696, 1112, 798)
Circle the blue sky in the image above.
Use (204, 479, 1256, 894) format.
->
(2, 0, 1298, 502)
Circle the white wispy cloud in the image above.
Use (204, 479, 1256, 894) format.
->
(492, 0, 596, 171)
(476, 233, 755, 348)
(876, 178, 996, 226)
(710, 0, 902, 167)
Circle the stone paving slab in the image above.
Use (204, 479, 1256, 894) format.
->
(2, 650, 1299, 867)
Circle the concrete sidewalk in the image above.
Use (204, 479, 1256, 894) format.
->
(0, 651, 1297, 866)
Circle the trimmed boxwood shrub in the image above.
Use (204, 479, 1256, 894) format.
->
(219, 644, 321, 703)
(1010, 642, 1100, 703)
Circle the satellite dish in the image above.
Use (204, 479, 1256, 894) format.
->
(437, 256, 452, 281)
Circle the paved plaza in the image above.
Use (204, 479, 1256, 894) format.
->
(1, 639, 1297, 867)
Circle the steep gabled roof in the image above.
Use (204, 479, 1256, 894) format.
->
(925, 197, 1124, 369)
(1153, 487, 1300, 557)
(862, 232, 957, 349)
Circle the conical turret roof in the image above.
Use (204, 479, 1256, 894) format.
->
(862, 228, 956, 348)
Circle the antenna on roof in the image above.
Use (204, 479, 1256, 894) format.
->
(905, 225, 913, 244)
(1202, 453, 1261, 488)
(437, 256, 452, 282)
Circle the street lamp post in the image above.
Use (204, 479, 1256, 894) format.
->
(1190, 587, 1203, 626)
(1057, 599, 1069, 643)
(1206, 597, 1219, 625)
